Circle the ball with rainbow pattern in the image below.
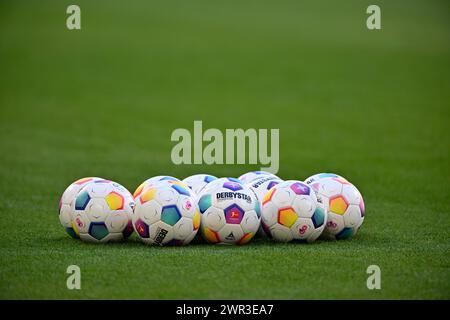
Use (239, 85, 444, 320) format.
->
(198, 179, 260, 245)
(309, 177, 365, 240)
(59, 177, 106, 238)
(261, 180, 327, 243)
(132, 179, 201, 246)
(71, 180, 134, 242)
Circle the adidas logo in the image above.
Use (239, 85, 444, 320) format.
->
(225, 232, 235, 241)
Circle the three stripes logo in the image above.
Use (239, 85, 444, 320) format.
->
(225, 232, 235, 241)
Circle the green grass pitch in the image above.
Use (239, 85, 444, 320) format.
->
(0, 0, 449, 299)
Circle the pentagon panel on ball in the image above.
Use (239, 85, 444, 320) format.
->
(71, 180, 135, 243)
(261, 180, 326, 243)
(309, 177, 365, 240)
(132, 179, 200, 246)
(59, 177, 106, 239)
(199, 179, 260, 245)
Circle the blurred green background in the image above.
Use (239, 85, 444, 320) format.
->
(0, 0, 449, 299)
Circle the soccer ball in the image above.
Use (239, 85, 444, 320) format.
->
(246, 176, 283, 237)
(182, 174, 218, 195)
(238, 171, 280, 184)
(309, 177, 365, 240)
(71, 180, 134, 242)
(133, 180, 200, 246)
(198, 179, 260, 245)
(132, 175, 180, 199)
(261, 180, 326, 243)
(304, 173, 346, 185)
(59, 177, 106, 238)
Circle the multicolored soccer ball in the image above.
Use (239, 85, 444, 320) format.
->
(182, 174, 218, 196)
(132, 180, 200, 246)
(59, 177, 105, 238)
(71, 180, 134, 242)
(309, 177, 365, 240)
(198, 179, 260, 245)
(261, 180, 326, 243)
(304, 173, 346, 185)
(238, 171, 279, 184)
(246, 176, 283, 237)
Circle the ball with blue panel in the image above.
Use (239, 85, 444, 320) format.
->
(132, 178, 200, 246)
(198, 178, 260, 245)
(309, 177, 365, 240)
(59, 177, 106, 239)
(71, 180, 135, 242)
(261, 180, 327, 243)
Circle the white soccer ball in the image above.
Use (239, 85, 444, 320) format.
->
(59, 177, 106, 238)
(71, 180, 135, 242)
(238, 171, 280, 184)
(310, 177, 365, 240)
(261, 180, 326, 243)
(198, 179, 260, 245)
(182, 174, 218, 196)
(246, 176, 283, 237)
(132, 180, 200, 246)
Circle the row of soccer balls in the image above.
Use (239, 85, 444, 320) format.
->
(59, 171, 365, 245)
